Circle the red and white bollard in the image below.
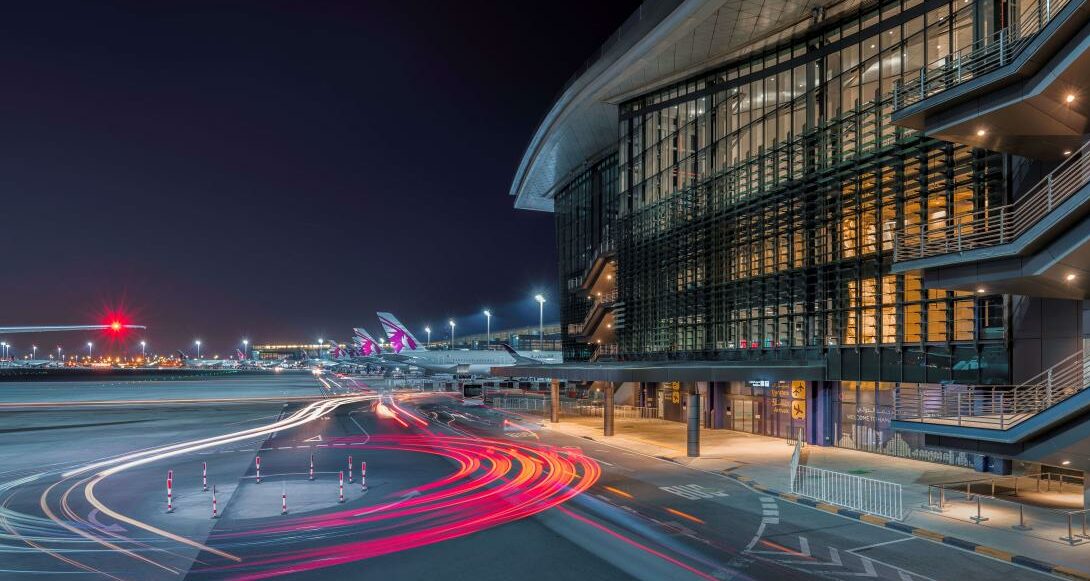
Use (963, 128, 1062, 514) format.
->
(309, 454, 315, 481)
(202, 461, 208, 492)
(167, 470, 174, 513)
(348, 455, 353, 483)
(338, 471, 344, 503)
(281, 484, 287, 515)
(360, 461, 367, 491)
(255, 456, 261, 484)
(211, 485, 218, 519)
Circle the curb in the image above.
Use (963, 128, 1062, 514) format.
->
(725, 474, 1090, 581)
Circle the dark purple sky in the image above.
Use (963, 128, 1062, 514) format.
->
(0, 0, 639, 356)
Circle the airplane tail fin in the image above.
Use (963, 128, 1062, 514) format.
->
(376, 313, 423, 353)
(500, 343, 543, 365)
(353, 327, 382, 356)
(236, 349, 246, 360)
(176, 350, 189, 361)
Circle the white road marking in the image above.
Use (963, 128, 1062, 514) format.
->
(847, 537, 914, 552)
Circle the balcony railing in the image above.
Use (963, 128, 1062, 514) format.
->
(894, 348, 1090, 430)
(893, 138, 1090, 262)
(893, 0, 1070, 111)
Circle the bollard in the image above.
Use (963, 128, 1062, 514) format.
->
(167, 470, 174, 513)
(309, 454, 315, 481)
(1012, 503, 1032, 530)
(255, 456, 261, 484)
(360, 461, 367, 491)
(338, 471, 345, 503)
(202, 461, 208, 492)
(939, 485, 945, 511)
(1062, 513, 1080, 544)
(348, 455, 353, 483)
(282, 483, 287, 515)
(212, 485, 218, 519)
(969, 495, 988, 523)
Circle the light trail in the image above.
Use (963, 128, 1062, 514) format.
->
(201, 434, 601, 580)
(0, 395, 326, 410)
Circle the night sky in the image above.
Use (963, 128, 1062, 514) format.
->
(0, 0, 639, 356)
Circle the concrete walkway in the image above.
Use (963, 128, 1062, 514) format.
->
(536, 413, 1090, 576)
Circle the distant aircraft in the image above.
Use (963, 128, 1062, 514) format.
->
(353, 328, 383, 357)
(374, 312, 561, 375)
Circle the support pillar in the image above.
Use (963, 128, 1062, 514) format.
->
(550, 378, 560, 423)
(1084, 471, 1090, 509)
(687, 393, 700, 457)
(604, 382, 615, 436)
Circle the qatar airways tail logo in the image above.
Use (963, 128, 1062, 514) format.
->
(354, 329, 382, 356)
(379, 317, 417, 353)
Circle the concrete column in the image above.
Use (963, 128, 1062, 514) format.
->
(1084, 471, 1090, 509)
(604, 382, 615, 436)
(550, 378, 560, 423)
(687, 393, 700, 457)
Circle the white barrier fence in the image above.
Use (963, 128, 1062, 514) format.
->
(791, 465, 904, 520)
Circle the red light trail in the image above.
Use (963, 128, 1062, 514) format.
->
(203, 434, 600, 580)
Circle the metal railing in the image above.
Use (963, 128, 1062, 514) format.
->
(894, 0, 1070, 110)
(927, 474, 1090, 544)
(590, 343, 620, 362)
(894, 348, 1090, 429)
(572, 404, 662, 421)
(894, 139, 1090, 262)
(791, 465, 904, 520)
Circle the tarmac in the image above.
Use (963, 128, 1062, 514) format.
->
(542, 412, 1090, 579)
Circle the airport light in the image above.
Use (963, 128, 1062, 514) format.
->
(140, 340, 146, 358)
(241, 339, 249, 359)
(57, 346, 62, 360)
(424, 326, 431, 348)
(87, 342, 93, 357)
(31, 345, 36, 359)
(195, 340, 202, 359)
(449, 320, 456, 351)
(483, 310, 491, 349)
(534, 294, 546, 345)
(1, 342, 6, 360)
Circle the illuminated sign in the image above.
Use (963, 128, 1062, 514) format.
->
(748, 380, 770, 388)
(664, 381, 681, 404)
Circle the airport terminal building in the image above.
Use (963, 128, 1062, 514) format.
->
(507, 0, 1090, 477)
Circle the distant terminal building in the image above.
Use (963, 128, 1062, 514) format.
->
(251, 343, 344, 361)
(505, 0, 1090, 489)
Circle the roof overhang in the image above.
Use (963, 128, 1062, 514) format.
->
(510, 0, 850, 212)
(491, 359, 825, 382)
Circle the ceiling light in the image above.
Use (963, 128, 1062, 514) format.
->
(976, 129, 986, 136)
(1063, 460, 1072, 465)
(1065, 150, 1073, 155)
(1067, 273, 1077, 281)
(1066, 94, 1076, 104)
(976, 288, 986, 293)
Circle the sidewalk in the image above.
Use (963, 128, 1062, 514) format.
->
(534, 413, 1090, 578)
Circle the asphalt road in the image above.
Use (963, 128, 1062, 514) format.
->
(0, 375, 1065, 580)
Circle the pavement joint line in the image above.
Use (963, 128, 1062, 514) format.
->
(723, 473, 1080, 581)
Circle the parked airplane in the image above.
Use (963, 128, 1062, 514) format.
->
(375, 312, 561, 375)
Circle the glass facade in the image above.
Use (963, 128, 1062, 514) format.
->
(554, 153, 619, 361)
(612, 0, 1009, 384)
(544, 0, 1032, 465)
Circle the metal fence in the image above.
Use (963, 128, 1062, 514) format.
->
(791, 465, 904, 520)
(893, 0, 1071, 110)
(894, 137, 1090, 262)
(893, 348, 1090, 429)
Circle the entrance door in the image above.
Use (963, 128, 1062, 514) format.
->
(731, 399, 755, 433)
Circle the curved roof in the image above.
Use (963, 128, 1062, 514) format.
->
(511, 0, 841, 211)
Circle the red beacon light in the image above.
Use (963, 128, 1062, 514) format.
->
(110, 321, 122, 332)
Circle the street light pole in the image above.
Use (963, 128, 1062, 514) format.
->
(242, 339, 249, 359)
(31, 345, 36, 359)
(195, 340, 202, 359)
(483, 310, 491, 350)
(449, 320, 456, 351)
(140, 341, 146, 358)
(425, 326, 431, 348)
(534, 294, 546, 347)
(87, 342, 93, 358)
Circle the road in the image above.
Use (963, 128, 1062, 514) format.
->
(0, 374, 1064, 580)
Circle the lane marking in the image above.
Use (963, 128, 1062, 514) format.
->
(604, 485, 634, 499)
(665, 507, 705, 524)
(847, 537, 914, 552)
